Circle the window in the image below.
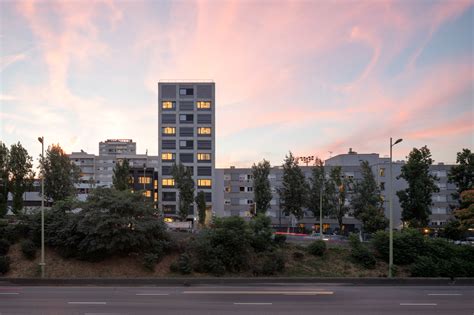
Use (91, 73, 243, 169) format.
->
(162, 178, 175, 187)
(224, 199, 231, 205)
(197, 101, 211, 109)
(154, 180, 158, 189)
(247, 199, 254, 204)
(198, 127, 211, 135)
(162, 101, 175, 110)
(180, 153, 194, 163)
(161, 152, 175, 161)
(224, 186, 231, 192)
(162, 192, 176, 201)
(162, 140, 176, 149)
(179, 114, 194, 123)
(224, 174, 231, 181)
(197, 166, 212, 176)
(161, 114, 176, 124)
(154, 192, 158, 202)
(247, 186, 253, 192)
(179, 88, 193, 96)
(180, 140, 193, 149)
(138, 176, 151, 184)
(247, 174, 253, 180)
(162, 127, 176, 135)
(198, 179, 212, 188)
(437, 183, 447, 190)
(197, 153, 211, 161)
(240, 186, 245, 192)
(197, 140, 211, 149)
(380, 182, 385, 191)
(379, 168, 385, 177)
(143, 190, 151, 197)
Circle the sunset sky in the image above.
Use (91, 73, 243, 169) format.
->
(1, 0, 473, 169)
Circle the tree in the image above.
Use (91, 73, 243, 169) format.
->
(172, 163, 195, 221)
(0, 142, 8, 217)
(195, 190, 206, 226)
(112, 159, 131, 191)
(40, 144, 80, 203)
(306, 158, 330, 217)
(453, 189, 474, 231)
(448, 148, 474, 205)
(8, 142, 34, 215)
(326, 166, 351, 234)
(252, 159, 272, 215)
(396, 146, 439, 227)
(350, 161, 388, 233)
(278, 152, 308, 219)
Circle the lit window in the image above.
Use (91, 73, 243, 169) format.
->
(379, 168, 385, 177)
(162, 178, 175, 187)
(143, 190, 152, 197)
(138, 177, 151, 184)
(197, 153, 211, 161)
(162, 153, 175, 161)
(163, 127, 176, 135)
(162, 101, 175, 109)
(154, 180, 158, 189)
(198, 127, 211, 135)
(224, 186, 231, 192)
(198, 179, 212, 188)
(197, 101, 211, 109)
(154, 192, 158, 201)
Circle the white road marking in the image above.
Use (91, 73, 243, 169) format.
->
(427, 293, 462, 296)
(135, 293, 169, 296)
(183, 290, 334, 295)
(68, 302, 107, 305)
(400, 303, 437, 306)
(234, 303, 273, 305)
(0, 293, 19, 295)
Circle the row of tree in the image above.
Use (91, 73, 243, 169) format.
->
(251, 147, 473, 234)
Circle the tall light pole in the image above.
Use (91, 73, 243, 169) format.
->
(319, 176, 323, 240)
(37, 136, 45, 278)
(389, 137, 402, 278)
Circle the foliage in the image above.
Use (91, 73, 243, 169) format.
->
(292, 251, 304, 260)
(249, 214, 273, 252)
(326, 166, 351, 233)
(448, 148, 474, 204)
(172, 163, 195, 221)
(351, 161, 388, 233)
(31, 188, 170, 261)
(372, 228, 425, 265)
(8, 142, 34, 215)
(142, 253, 159, 271)
(273, 234, 287, 246)
(177, 253, 193, 274)
(0, 239, 10, 255)
(252, 159, 273, 215)
(410, 256, 439, 277)
(253, 251, 285, 276)
(112, 159, 131, 191)
(453, 190, 474, 230)
(441, 220, 465, 241)
(396, 146, 439, 227)
(278, 152, 308, 219)
(348, 233, 376, 269)
(0, 222, 30, 244)
(0, 142, 8, 218)
(0, 256, 10, 275)
(20, 239, 36, 260)
(307, 240, 326, 256)
(306, 158, 330, 217)
(40, 144, 81, 203)
(195, 191, 207, 226)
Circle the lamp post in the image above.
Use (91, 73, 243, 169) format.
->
(297, 155, 314, 166)
(319, 174, 324, 240)
(37, 136, 45, 278)
(389, 137, 402, 278)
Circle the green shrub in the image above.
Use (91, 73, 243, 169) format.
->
(253, 251, 285, 276)
(142, 253, 159, 271)
(273, 234, 287, 246)
(249, 215, 273, 252)
(20, 239, 36, 260)
(411, 256, 439, 277)
(0, 256, 10, 275)
(292, 251, 304, 260)
(349, 234, 376, 269)
(0, 239, 10, 255)
(307, 240, 326, 256)
(178, 253, 192, 275)
(372, 228, 425, 265)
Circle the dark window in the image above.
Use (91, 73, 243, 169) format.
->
(197, 114, 212, 124)
(161, 114, 176, 124)
(162, 140, 176, 149)
(240, 186, 245, 192)
(162, 166, 172, 176)
(179, 127, 194, 137)
(198, 166, 212, 176)
(179, 88, 194, 96)
(163, 204, 176, 214)
(197, 140, 211, 150)
(179, 101, 194, 111)
(179, 140, 193, 149)
(161, 85, 176, 98)
(380, 182, 385, 191)
(205, 192, 212, 202)
(180, 153, 194, 163)
(179, 114, 194, 123)
(162, 192, 176, 202)
(197, 85, 212, 98)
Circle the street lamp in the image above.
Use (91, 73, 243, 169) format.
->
(37, 136, 45, 278)
(319, 174, 324, 240)
(297, 155, 314, 166)
(389, 137, 402, 278)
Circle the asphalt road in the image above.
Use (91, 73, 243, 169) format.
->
(0, 284, 473, 315)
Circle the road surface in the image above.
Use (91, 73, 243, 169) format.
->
(0, 284, 473, 314)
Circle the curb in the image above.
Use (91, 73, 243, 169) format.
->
(0, 277, 473, 286)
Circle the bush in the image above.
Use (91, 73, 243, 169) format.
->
(249, 215, 273, 252)
(411, 256, 439, 277)
(273, 234, 287, 246)
(169, 261, 179, 273)
(349, 234, 376, 269)
(292, 251, 304, 260)
(21, 239, 36, 260)
(307, 240, 326, 256)
(0, 256, 10, 275)
(142, 253, 159, 271)
(372, 228, 425, 265)
(253, 251, 285, 276)
(0, 239, 10, 256)
(178, 253, 192, 275)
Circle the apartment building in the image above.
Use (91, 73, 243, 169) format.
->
(158, 81, 215, 219)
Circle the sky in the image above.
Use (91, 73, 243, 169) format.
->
(1, 0, 473, 169)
